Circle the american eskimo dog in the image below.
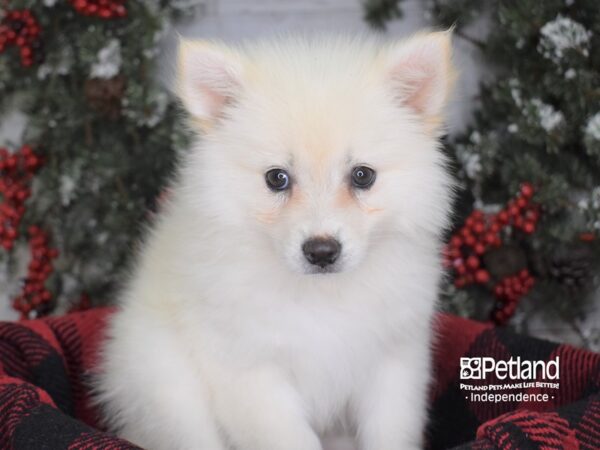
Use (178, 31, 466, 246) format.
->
(96, 32, 455, 450)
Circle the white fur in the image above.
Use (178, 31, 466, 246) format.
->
(95, 33, 455, 450)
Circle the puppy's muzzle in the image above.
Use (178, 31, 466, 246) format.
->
(302, 237, 341, 268)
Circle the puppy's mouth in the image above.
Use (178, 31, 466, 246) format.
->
(303, 263, 342, 275)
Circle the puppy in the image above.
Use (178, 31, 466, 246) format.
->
(96, 32, 455, 450)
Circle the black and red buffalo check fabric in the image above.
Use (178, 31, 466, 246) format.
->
(0, 309, 598, 449)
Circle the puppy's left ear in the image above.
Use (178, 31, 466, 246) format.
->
(176, 39, 243, 127)
(385, 30, 456, 132)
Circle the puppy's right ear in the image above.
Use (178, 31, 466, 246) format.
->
(176, 40, 243, 124)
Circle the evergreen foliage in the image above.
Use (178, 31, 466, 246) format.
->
(0, 1, 194, 312)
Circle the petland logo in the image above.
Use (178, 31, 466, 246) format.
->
(460, 356, 560, 380)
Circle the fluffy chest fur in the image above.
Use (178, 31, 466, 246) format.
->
(160, 221, 440, 431)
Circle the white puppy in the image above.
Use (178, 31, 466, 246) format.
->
(96, 32, 456, 450)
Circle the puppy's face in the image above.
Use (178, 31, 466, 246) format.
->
(177, 35, 455, 275)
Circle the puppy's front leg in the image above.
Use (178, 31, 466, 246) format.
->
(214, 365, 322, 450)
(356, 352, 430, 450)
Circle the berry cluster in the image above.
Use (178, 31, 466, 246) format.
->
(69, 0, 127, 19)
(0, 10, 43, 67)
(12, 226, 58, 319)
(445, 183, 540, 325)
(500, 183, 539, 235)
(0, 146, 43, 250)
(491, 269, 535, 325)
(445, 208, 493, 289)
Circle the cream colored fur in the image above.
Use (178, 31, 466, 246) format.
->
(95, 32, 456, 450)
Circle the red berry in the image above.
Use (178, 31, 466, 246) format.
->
(15, 189, 29, 201)
(474, 243, 486, 255)
(514, 216, 524, 228)
(5, 227, 17, 239)
(473, 222, 485, 234)
(519, 269, 529, 279)
(474, 269, 490, 284)
(516, 283, 525, 295)
(450, 236, 462, 248)
(6, 156, 17, 169)
(464, 234, 476, 247)
(520, 183, 534, 198)
(99, 8, 112, 19)
(25, 155, 40, 168)
(466, 255, 480, 270)
(522, 221, 535, 234)
(114, 5, 127, 16)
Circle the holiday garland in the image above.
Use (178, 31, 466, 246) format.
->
(0, 145, 42, 251)
(0, 1, 194, 317)
(12, 226, 58, 318)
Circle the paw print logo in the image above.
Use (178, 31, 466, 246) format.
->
(460, 358, 482, 379)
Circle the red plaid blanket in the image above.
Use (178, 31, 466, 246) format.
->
(0, 309, 598, 449)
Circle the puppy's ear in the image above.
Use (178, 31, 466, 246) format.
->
(385, 30, 455, 131)
(177, 39, 243, 124)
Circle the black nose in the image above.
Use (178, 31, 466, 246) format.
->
(302, 237, 341, 268)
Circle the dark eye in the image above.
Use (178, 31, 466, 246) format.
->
(351, 166, 376, 189)
(265, 168, 290, 191)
